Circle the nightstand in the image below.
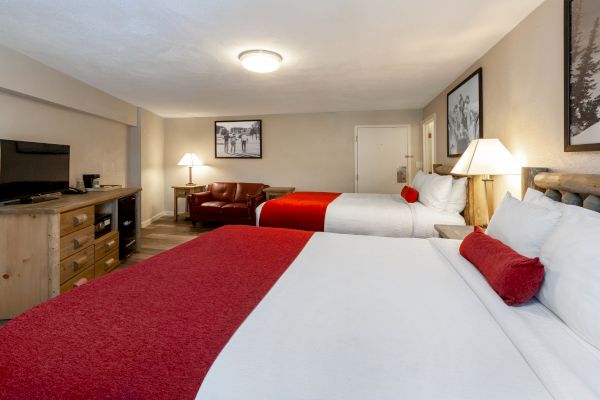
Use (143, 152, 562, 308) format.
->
(264, 187, 295, 200)
(172, 184, 206, 221)
(434, 224, 475, 240)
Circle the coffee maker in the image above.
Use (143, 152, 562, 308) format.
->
(83, 174, 100, 189)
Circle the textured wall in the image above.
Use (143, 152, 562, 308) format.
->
(163, 109, 422, 211)
(140, 108, 165, 225)
(423, 0, 600, 206)
(0, 90, 128, 187)
(0, 44, 136, 126)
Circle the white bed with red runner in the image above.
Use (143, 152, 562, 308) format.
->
(257, 192, 465, 238)
(196, 232, 599, 399)
(1, 225, 598, 399)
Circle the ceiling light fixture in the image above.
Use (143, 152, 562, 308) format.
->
(238, 49, 282, 73)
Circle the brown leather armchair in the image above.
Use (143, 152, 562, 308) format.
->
(188, 182, 268, 225)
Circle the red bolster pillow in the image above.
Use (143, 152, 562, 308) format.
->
(401, 186, 419, 203)
(459, 227, 544, 305)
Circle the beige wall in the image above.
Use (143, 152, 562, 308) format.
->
(423, 0, 600, 207)
(0, 44, 136, 126)
(140, 108, 165, 225)
(0, 90, 128, 187)
(164, 109, 422, 211)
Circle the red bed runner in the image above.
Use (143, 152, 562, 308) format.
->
(0, 225, 313, 400)
(259, 191, 341, 231)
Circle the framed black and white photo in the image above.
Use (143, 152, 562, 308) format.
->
(215, 120, 262, 158)
(447, 68, 483, 157)
(565, 0, 600, 151)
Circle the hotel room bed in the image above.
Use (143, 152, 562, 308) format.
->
(256, 192, 466, 238)
(1, 217, 599, 399)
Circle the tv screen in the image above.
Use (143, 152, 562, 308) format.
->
(0, 139, 70, 202)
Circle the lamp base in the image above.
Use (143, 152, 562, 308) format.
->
(482, 177, 494, 224)
(185, 182, 196, 186)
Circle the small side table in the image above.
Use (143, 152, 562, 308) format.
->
(264, 187, 295, 200)
(434, 224, 475, 240)
(172, 184, 206, 221)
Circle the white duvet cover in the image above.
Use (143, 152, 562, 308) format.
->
(196, 233, 600, 399)
(256, 193, 465, 238)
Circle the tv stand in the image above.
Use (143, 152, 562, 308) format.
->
(19, 193, 62, 204)
(0, 187, 141, 319)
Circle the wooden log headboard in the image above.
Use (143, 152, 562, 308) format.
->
(522, 167, 600, 213)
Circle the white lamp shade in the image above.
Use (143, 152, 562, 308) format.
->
(451, 139, 520, 176)
(177, 153, 203, 167)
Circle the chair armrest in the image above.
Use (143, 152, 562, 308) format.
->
(247, 192, 266, 209)
(188, 191, 213, 207)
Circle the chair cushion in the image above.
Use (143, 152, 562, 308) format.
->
(234, 183, 265, 203)
(198, 201, 229, 214)
(210, 183, 237, 202)
(222, 202, 249, 217)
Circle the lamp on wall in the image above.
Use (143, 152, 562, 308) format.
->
(451, 139, 520, 224)
(177, 153, 203, 186)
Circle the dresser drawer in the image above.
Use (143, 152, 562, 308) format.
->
(60, 225, 95, 260)
(60, 245, 94, 284)
(60, 206, 94, 237)
(94, 231, 119, 260)
(94, 250, 120, 278)
(60, 265, 95, 294)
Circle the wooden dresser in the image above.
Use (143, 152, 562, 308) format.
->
(0, 188, 141, 319)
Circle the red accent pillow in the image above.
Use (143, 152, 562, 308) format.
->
(401, 186, 419, 203)
(459, 227, 545, 305)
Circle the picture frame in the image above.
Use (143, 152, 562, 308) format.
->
(564, 0, 600, 152)
(446, 68, 483, 157)
(215, 120, 262, 159)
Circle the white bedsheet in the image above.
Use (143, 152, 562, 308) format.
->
(434, 239, 600, 399)
(195, 233, 585, 399)
(256, 192, 465, 238)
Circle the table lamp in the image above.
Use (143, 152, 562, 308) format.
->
(451, 138, 520, 224)
(177, 153, 203, 186)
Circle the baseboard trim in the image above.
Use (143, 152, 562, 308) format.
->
(142, 211, 170, 228)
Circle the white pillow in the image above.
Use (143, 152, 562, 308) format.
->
(486, 192, 561, 258)
(523, 188, 566, 213)
(418, 174, 453, 211)
(412, 170, 427, 192)
(537, 205, 600, 350)
(445, 177, 468, 214)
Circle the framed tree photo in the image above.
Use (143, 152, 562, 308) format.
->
(565, 0, 600, 151)
(447, 68, 483, 157)
(215, 120, 262, 158)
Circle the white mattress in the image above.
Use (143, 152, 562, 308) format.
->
(256, 193, 465, 238)
(196, 233, 599, 399)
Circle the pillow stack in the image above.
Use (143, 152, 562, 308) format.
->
(461, 189, 600, 351)
(411, 170, 467, 213)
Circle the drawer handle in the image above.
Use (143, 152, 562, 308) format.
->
(104, 258, 115, 271)
(105, 239, 117, 251)
(73, 235, 90, 249)
(72, 255, 88, 272)
(73, 214, 88, 226)
(73, 277, 88, 288)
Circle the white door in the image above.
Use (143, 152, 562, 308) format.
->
(355, 125, 410, 193)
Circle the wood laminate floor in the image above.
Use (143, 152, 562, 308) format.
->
(119, 216, 215, 268)
(0, 217, 216, 329)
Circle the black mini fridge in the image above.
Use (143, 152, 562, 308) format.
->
(118, 195, 137, 259)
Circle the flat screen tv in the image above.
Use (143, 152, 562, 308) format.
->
(0, 139, 70, 202)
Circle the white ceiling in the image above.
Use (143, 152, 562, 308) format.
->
(0, 0, 544, 118)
